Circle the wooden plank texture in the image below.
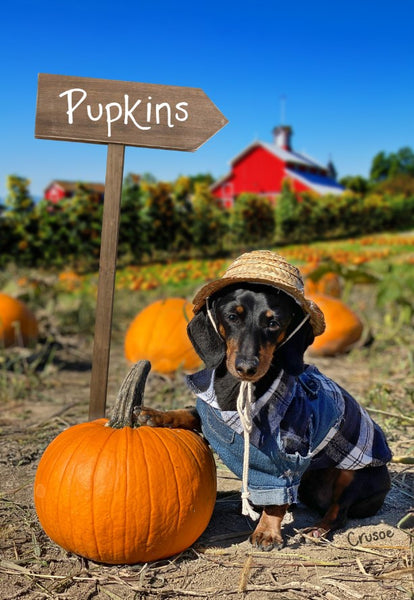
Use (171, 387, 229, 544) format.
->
(89, 144, 125, 420)
(35, 73, 228, 151)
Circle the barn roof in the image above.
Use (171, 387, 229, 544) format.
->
(45, 180, 105, 194)
(230, 140, 327, 170)
(285, 168, 344, 195)
(262, 142, 327, 170)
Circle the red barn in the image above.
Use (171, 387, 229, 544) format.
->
(44, 180, 105, 203)
(211, 126, 344, 207)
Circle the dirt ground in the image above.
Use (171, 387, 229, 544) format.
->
(0, 334, 413, 600)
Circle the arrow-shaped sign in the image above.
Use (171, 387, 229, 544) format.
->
(35, 73, 227, 420)
(35, 73, 228, 151)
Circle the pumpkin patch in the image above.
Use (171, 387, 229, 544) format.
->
(124, 298, 202, 373)
(34, 361, 217, 564)
(0, 292, 39, 347)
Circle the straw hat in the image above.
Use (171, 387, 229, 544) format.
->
(192, 250, 326, 336)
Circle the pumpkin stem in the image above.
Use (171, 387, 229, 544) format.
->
(107, 360, 151, 428)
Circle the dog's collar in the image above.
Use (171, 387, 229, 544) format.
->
(205, 296, 310, 347)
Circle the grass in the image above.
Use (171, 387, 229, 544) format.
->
(0, 230, 413, 416)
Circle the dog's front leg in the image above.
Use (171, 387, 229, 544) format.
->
(249, 504, 288, 551)
(135, 407, 201, 431)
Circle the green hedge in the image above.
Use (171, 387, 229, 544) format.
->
(1, 175, 413, 269)
(274, 181, 414, 244)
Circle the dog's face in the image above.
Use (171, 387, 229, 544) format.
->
(214, 286, 297, 381)
(188, 283, 314, 379)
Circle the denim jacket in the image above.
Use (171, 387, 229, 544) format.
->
(186, 365, 392, 506)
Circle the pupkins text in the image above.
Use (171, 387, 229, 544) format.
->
(59, 88, 190, 137)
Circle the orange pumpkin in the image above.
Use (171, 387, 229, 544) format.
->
(301, 263, 343, 298)
(304, 272, 343, 298)
(34, 361, 216, 564)
(125, 298, 202, 373)
(308, 293, 363, 356)
(58, 270, 82, 291)
(0, 292, 38, 347)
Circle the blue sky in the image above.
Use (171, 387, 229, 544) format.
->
(1, 0, 413, 200)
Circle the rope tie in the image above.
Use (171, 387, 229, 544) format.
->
(237, 381, 260, 520)
(277, 314, 310, 349)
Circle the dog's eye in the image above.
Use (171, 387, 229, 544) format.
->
(227, 313, 238, 322)
(268, 319, 280, 330)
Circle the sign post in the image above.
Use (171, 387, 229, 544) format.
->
(35, 73, 228, 419)
(89, 144, 124, 420)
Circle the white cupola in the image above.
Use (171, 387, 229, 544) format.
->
(273, 125, 293, 151)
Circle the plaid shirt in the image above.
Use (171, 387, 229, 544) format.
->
(187, 365, 392, 471)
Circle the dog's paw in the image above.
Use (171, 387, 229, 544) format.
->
(135, 407, 169, 427)
(299, 526, 330, 543)
(249, 529, 285, 552)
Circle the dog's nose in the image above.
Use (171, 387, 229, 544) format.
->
(235, 356, 259, 377)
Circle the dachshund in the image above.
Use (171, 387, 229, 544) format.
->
(137, 282, 391, 551)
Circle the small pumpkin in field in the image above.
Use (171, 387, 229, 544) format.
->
(304, 271, 343, 298)
(301, 263, 343, 298)
(0, 292, 38, 347)
(125, 298, 202, 373)
(308, 293, 364, 356)
(34, 361, 217, 564)
(58, 270, 83, 291)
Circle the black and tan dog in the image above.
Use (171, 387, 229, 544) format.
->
(138, 251, 392, 550)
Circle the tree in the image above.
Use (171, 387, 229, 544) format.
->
(172, 176, 194, 252)
(229, 193, 275, 246)
(0, 202, 15, 265)
(35, 199, 73, 266)
(119, 173, 149, 261)
(191, 183, 227, 252)
(189, 173, 214, 189)
(339, 175, 369, 194)
(370, 151, 389, 182)
(140, 172, 158, 184)
(5, 175, 35, 214)
(391, 147, 414, 177)
(370, 147, 414, 182)
(3, 175, 39, 265)
(374, 173, 414, 197)
(66, 184, 103, 262)
(141, 181, 176, 254)
(275, 179, 299, 241)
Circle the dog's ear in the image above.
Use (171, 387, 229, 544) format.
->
(187, 308, 226, 369)
(276, 320, 314, 375)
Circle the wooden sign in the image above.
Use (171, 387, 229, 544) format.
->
(35, 73, 227, 420)
(35, 73, 228, 151)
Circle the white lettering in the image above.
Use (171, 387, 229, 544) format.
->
(58, 88, 190, 136)
(147, 97, 152, 122)
(59, 88, 87, 124)
(87, 103, 103, 121)
(124, 95, 150, 131)
(156, 102, 173, 127)
(105, 102, 123, 137)
(175, 101, 189, 122)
